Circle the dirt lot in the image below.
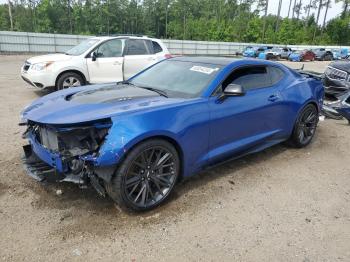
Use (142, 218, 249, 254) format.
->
(0, 55, 349, 262)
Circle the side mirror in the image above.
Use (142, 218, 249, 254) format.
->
(91, 51, 97, 61)
(218, 84, 245, 102)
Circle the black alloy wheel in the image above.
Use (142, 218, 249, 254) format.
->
(105, 139, 180, 211)
(288, 104, 318, 148)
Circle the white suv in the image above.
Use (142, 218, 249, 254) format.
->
(21, 36, 171, 91)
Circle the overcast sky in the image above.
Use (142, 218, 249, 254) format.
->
(266, 0, 343, 23)
(0, 0, 344, 24)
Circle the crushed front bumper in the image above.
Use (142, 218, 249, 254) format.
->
(22, 144, 66, 182)
(22, 144, 87, 184)
(22, 130, 86, 184)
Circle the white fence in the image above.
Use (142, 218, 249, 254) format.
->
(0, 31, 349, 55)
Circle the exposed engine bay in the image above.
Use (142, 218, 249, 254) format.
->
(21, 119, 113, 194)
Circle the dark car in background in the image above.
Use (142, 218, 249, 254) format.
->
(313, 48, 333, 61)
(324, 60, 350, 96)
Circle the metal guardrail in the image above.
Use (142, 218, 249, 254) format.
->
(0, 31, 349, 55)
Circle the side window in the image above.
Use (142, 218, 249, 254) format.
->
(268, 66, 285, 85)
(125, 39, 149, 55)
(152, 41, 163, 53)
(222, 66, 270, 91)
(96, 39, 123, 58)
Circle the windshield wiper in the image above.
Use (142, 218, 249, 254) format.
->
(122, 81, 168, 98)
(140, 86, 168, 98)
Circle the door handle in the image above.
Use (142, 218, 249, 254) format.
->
(113, 61, 122, 65)
(268, 94, 280, 102)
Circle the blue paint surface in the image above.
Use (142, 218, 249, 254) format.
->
(22, 58, 324, 176)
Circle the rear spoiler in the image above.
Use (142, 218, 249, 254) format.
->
(295, 65, 324, 80)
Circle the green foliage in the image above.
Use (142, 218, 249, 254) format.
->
(1, 0, 349, 45)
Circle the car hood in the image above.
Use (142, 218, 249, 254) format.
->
(27, 53, 73, 64)
(329, 61, 350, 73)
(21, 83, 185, 125)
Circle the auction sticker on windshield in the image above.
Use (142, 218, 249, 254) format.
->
(190, 66, 220, 75)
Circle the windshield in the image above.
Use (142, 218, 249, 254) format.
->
(129, 60, 222, 98)
(65, 39, 99, 56)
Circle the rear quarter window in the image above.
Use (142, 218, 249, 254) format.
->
(268, 66, 285, 85)
(152, 41, 163, 53)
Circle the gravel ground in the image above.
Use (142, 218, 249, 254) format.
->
(0, 55, 349, 262)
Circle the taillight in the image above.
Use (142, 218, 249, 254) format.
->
(164, 54, 173, 59)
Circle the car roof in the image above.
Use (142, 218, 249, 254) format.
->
(90, 35, 161, 41)
(169, 56, 290, 69)
(170, 56, 239, 66)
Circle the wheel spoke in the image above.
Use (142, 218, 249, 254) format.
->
(134, 183, 146, 203)
(126, 175, 141, 188)
(305, 112, 316, 123)
(160, 163, 173, 168)
(133, 161, 146, 170)
(128, 182, 139, 197)
(72, 80, 81, 86)
(140, 152, 148, 166)
(157, 172, 173, 177)
(152, 176, 171, 187)
(152, 177, 164, 196)
(153, 150, 162, 168)
(156, 152, 171, 168)
(303, 110, 312, 121)
(298, 128, 305, 141)
(147, 149, 155, 164)
(140, 183, 148, 206)
(146, 181, 155, 200)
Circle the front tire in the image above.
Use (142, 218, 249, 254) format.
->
(56, 72, 85, 91)
(105, 139, 180, 211)
(288, 104, 318, 148)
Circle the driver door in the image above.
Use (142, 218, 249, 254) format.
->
(208, 65, 288, 164)
(86, 39, 125, 83)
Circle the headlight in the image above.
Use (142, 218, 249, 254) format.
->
(31, 61, 54, 71)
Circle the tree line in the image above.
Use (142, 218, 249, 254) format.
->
(0, 0, 349, 45)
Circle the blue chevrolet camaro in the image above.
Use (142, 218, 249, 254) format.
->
(21, 57, 324, 211)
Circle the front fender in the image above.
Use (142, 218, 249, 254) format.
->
(96, 123, 180, 166)
(92, 98, 211, 177)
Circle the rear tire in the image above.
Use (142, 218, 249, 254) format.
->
(105, 139, 180, 212)
(56, 72, 85, 91)
(287, 104, 318, 148)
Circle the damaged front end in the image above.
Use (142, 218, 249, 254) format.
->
(21, 119, 113, 195)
